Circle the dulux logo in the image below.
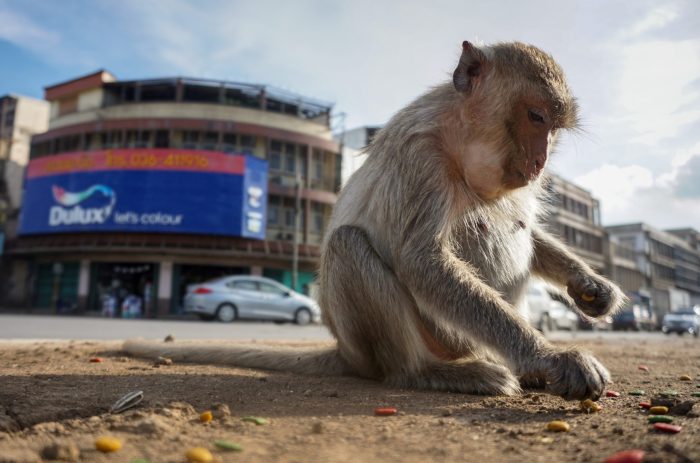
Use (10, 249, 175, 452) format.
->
(49, 185, 116, 226)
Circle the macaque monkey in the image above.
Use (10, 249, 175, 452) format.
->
(126, 41, 625, 400)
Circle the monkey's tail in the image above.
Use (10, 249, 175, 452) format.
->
(122, 339, 348, 376)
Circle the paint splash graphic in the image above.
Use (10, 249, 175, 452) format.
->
(52, 185, 115, 207)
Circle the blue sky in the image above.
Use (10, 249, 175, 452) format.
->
(2, 0, 700, 230)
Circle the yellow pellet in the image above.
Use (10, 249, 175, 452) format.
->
(546, 420, 570, 432)
(649, 406, 669, 415)
(199, 411, 213, 423)
(185, 447, 213, 463)
(581, 293, 595, 302)
(679, 375, 692, 381)
(580, 399, 601, 413)
(95, 436, 122, 453)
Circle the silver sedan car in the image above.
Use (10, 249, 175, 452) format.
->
(184, 276, 321, 324)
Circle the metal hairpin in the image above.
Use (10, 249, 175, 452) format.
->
(110, 390, 144, 414)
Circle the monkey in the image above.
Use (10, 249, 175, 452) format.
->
(125, 40, 625, 401)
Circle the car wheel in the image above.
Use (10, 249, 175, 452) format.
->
(294, 308, 312, 326)
(216, 304, 237, 323)
(197, 314, 215, 321)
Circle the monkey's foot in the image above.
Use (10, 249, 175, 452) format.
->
(544, 348, 610, 400)
(567, 273, 626, 318)
(519, 373, 547, 390)
(386, 359, 522, 396)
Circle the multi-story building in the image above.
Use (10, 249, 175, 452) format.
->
(606, 223, 700, 317)
(0, 94, 50, 232)
(4, 70, 341, 316)
(543, 173, 606, 272)
(666, 228, 700, 305)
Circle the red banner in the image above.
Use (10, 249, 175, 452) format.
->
(27, 149, 247, 179)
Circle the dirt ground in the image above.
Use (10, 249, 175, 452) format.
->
(0, 337, 698, 463)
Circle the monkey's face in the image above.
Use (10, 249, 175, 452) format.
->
(501, 99, 556, 190)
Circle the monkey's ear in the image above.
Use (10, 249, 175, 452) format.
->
(453, 41, 488, 93)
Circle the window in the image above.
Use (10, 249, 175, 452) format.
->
(313, 150, 323, 179)
(202, 131, 218, 150)
(229, 280, 258, 290)
(284, 143, 296, 174)
(183, 84, 220, 103)
(240, 135, 255, 155)
(259, 282, 286, 296)
(268, 141, 282, 170)
(285, 209, 296, 227)
(139, 83, 176, 102)
(268, 207, 279, 225)
(154, 130, 169, 148)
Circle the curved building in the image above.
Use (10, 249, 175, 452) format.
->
(8, 70, 340, 316)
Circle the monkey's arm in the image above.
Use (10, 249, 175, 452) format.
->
(530, 227, 626, 318)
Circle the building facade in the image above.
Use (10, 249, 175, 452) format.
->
(4, 70, 341, 316)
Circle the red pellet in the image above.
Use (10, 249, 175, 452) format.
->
(637, 365, 649, 372)
(603, 449, 645, 463)
(374, 407, 397, 416)
(653, 423, 681, 434)
(89, 357, 103, 363)
(639, 402, 651, 410)
(605, 390, 620, 398)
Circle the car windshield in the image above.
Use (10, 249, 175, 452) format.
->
(671, 310, 699, 316)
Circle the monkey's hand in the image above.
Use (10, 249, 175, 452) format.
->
(543, 348, 611, 400)
(566, 273, 626, 318)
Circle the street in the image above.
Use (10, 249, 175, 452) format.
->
(0, 314, 694, 343)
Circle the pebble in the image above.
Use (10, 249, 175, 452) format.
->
(94, 436, 122, 453)
(546, 420, 570, 432)
(311, 421, 324, 434)
(637, 365, 650, 372)
(648, 415, 673, 424)
(628, 390, 645, 396)
(241, 416, 268, 425)
(652, 423, 682, 434)
(211, 403, 231, 419)
(213, 440, 243, 451)
(580, 399, 601, 413)
(679, 375, 691, 381)
(89, 357, 103, 363)
(41, 442, 80, 461)
(605, 391, 620, 398)
(199, 411, 213, 423)
(649, 406, 669, 415)
(639, 402, 651, 410)
(154, 357, 172, 366)
(603, 449, 644, 463)
(374, 407, 398, 416)
(669, 401, 695, 416)
(164, 334, 175, 342)
(185, 447, 213, 462)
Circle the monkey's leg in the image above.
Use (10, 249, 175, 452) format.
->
(321, 225, 520, 395)
(531, 227, 626, 318)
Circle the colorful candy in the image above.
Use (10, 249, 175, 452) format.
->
(95, 436, 122, 453)
(374, 407, 398, 416)
(546, 420, 570, 432)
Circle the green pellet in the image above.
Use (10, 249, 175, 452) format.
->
(648, 415, 673, 424)
(692, 392, 700, 397)
(661, 390, 678, 397)
(214, 440, 243, 452)
(242, 416, 268, 425)
(629, 390, 645, 396)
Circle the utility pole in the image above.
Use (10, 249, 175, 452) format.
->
(291, 171, 301, 291)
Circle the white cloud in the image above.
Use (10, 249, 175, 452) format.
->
(574, 164, 654, 213)
(0, 6, 59, 52)
(618, 4, 679, 39)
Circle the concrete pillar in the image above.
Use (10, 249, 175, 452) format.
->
(157, 261, 173, 317)
(77, 259, 90, 311)
(250, 265, 263, 276)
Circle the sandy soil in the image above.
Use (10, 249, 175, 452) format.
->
(0, 337, 699, 463)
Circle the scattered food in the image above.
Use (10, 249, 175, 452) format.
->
(154, 356, 173, 366)
(637, 365, 650, 372)
(648, 415, 673, 424)
(661, 390, 678, 397)
(242, 416, 268, 425)
(185, 447, 213, 463)
(199, 411, 213, 423)
(692, 392, 700, 398)
(214, 440, 243, 452)
(41, 442, 80, 461)
(374, 407, 398, 416)
(605, 391, 620, 398)
(89, 357, 103, 363)
(602, 449, 645, 463)
(110, 390, 144, 414)
(95, 436, 122, 453)
(580, 399, 602, 413)
(679, 375, 692, 381)
(628, 390, 644, 396)
(649, 406, 669, 415)
(546, 421, 570, 432)
(164, 334, 175, 342)
(639, 402, 651, 410)
(652, 423, 682, 434)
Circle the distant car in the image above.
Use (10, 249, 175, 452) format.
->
(524, 281, 579, 333)
(661, 306, 700, 337)
(612, 304, 656, 331)
(184, 276, 321, 324)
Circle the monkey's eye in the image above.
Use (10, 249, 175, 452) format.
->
(528, 108, 546, 125)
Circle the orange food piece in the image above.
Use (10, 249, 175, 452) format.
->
(374, 407, 397, 416)
(89, 357, 103, 363)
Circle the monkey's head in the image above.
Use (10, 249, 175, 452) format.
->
(450, 41, 579, 200)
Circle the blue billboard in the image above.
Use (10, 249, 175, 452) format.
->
(18, 149, 268, 239)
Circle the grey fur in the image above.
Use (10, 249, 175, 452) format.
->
(124, 41, 625, 400)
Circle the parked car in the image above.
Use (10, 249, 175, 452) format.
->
(524, 281, 579, 333)
(184, 276, 321, 324)
(612, 304, 656, 331)
(661, 306, 700, 337)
